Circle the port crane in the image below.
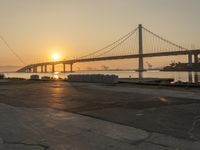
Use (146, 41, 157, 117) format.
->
(146, 61, 152, 70)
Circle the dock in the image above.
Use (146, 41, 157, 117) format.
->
(119, 78, 174, 84)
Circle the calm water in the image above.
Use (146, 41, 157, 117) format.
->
(2, 71, 200, 83)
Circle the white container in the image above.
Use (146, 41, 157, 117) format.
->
(67, 74, 118, 84)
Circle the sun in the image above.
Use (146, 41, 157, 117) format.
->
(52, 53, 61, 61)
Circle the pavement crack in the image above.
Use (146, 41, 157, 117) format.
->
(130, 133, 152, 145)
(1, 138, 49, 150)
(157, 120, 174, 132)
(188, 115, 200, 140)
(144, 141, 176, 149)
(132, 133, 177, 149)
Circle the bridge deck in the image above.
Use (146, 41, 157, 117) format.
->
(17, 49, 200, 72)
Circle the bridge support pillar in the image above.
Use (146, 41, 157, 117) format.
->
(70, 64, 73, 73)
(188, 52, 193, 83)
(26, 68, 30, 73)
(194, 53, 199, 64)
(33, 67, 37, 73)
(188, 72, 193, 83)
(44, 65, 47, 73)
(41, 66, 43, 73)
(188, 53, 193, 67)
(194, 72, 199, 83)
(63, 64, 66, 73)
(52, 64, 55, 73)
(194, 53, 199, 83)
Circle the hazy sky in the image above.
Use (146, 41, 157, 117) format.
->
(0, 0, 200, 68)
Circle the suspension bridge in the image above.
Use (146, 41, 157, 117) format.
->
(17, 24, 200, 73)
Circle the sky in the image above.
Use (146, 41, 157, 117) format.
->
(0, 0, 200, 70)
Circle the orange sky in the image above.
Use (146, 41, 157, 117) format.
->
(0, 0, 200, 70)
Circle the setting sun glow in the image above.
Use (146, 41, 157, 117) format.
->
(52, 53, 61, 61)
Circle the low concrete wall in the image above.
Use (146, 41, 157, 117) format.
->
(68, 74, 118, 84)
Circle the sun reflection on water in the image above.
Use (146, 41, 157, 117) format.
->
(53, 72, 60, 79)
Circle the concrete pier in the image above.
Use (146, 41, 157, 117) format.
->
(188, 53, 193, 67)
(33, 67, 37, 73)
(44, 65, 47, 73)
(52, 64, 55, 73)
(63, 63, 66, 72)
(70, 63, 73, 72)
(41, 65, 43, 73)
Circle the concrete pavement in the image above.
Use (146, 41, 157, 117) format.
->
(0, 81, 200, 149)
(0, 103, 200, 150)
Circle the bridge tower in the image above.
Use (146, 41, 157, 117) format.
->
(138, 24, 144, 79)
(138, 24, 144, 72)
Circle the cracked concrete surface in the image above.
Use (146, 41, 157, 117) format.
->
(0, 103, 200, 150)
(1, 81, 200, 149)
(0, 138, 48, 150)
(188, 115, 200, 140)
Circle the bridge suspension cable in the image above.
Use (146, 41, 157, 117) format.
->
(77, 25, 189, 60)
(95, 28, 138, 58)
(142, 26, 188, 53)
(78, 27, 138, 59)
(0, 35, 26, 65)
